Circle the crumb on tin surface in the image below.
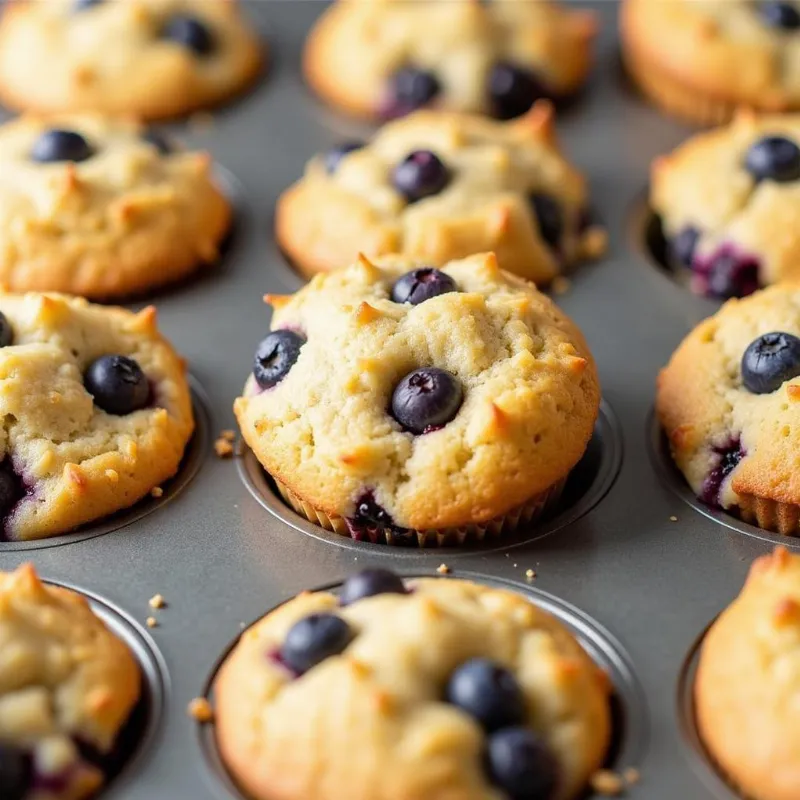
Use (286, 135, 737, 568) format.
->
(669, 515, 678, 522)
(525, 568, 536, 580)
(436, 564, 451, 574)
(215, 438, 234, 458)
(146, 616, 158, 628)
(149, 593, 166, 609)
(220, 429, 236, 441)
(150, 486, 164, 498)
(590, 769, 625, 796)
(623, 767, 640, 786)
(188, 697, 214, 723)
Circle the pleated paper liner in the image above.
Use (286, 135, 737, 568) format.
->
(623, 42, 742, 126)
(737, 494, 800, 537)
(275, 478, 567, 548)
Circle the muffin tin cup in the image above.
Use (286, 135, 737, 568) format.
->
(273, 476, 567, 548)
(196, 571, 647, 800)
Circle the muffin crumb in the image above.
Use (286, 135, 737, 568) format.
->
(669, 515, 678, 522)
(591, 769, 624, 796)
(583, 226, 609, 259)
(149, 594, 166, 609)
(215, 437, 234, 458)
(623, 767, 640, 786)
(150, 486, 163, 498)
(188, 697, 214, 723)
(551, 276, 571, 295)
(146, 616, 158, 629)
(525, 569, 536, 580)
(436, 564, 450, 575)
(220, 429, 236, 441)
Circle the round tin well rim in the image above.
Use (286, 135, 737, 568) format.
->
(0, 378, 211, 552)
(647, 407, 800, 550)
(197, 570, 647, 800)
(237, 399, 623, 556)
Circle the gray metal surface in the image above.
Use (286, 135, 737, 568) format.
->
(0, 3, 775, 798)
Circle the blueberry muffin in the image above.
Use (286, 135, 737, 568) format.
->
(650, 112, 800, 299)
(0, 292, 194, 541)
(0, 563, 141, 800)
(276, 105, 606, 284)
(215, 570, 611, 800)
(234, 252, 600, 547)
(656, 283, 800, 534)
(696, 546, 800, 800)
(622, 0, 800, 124)
(304, 0, 597, 120)
(0, 114, 231, 300)
(0, 0, 262, 120)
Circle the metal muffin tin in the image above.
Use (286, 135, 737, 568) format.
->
(0, 3, 781, 798)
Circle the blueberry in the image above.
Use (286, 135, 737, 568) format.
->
(142, 129, 173, 155)
(529, 194, 562, 251)
(162, 15, 215, 55)
(759, 1, 800, 29)
(30, 130, 94, 164)
(745, 135, 800, 182)
(700, 438, 746, 508)
(693, 248, 760, 299)
(253, 330, 305, 390)
(279, 613, 353, 674)
(386, 67, 440, 117)
(0, 461, 24, 525)
(323, 141, 364, 174)
(741, 331, 800, 394)
(391, 268, 457, 305)
(392, 151, 450, 203)
(390, 368, 463, 435)
(485, 727, 559, 800)
(339, 569, 407, 606)
(488, 62, 549, 120)
(73, 0, 103, 9)
(669, 226, 700, 268)
(446, 659, 525, 732)
(0, 312, 13, 348)
(0, 743, 32, 800)
(84, 355, 149, 415)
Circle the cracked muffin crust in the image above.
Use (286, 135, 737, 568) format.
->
(0, 563, 140, 800)
(276, 104, 606, 284)
(622, 0, 800, 124)
(0, 292, 193, 541)
(657, 284, 800, 534)
(696, 546, 800, 800)
(651, 112, 800, 299)
(234, 252, 600, 547)
(215, 573, 611, 800)
(0, 0, 262, 120)
(304, 0, 597, 120)
(0, 114, 231, 300)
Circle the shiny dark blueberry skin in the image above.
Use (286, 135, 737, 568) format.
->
(745, 135, 800, 182)
(529, 194, 563, 251)
(692, 247, 760, 299)
(446, 659, 525, 732)
(162, 15, 215, 55)
(488, 62, 549, 120)
(0, 743, 32, 800)
(31, 130, 94, 164)
(485, 727, 559, 800)
(0, 312, 13, 348)
(345, 492, 414, 544)
(391, 268, 457, 305)
(700, 438, 746, 507)
(0, 461, 24, 526)
(142, 129, 173, 155)
(384, 67, 441, 118)
(73, 0, 103, 9)
(669, 226, 701, 268)
(84, 355, 149, 416)
(391, 368, 463, 435)
(741, 332, 800, 394)
(279, 613, 353, 674)
(339, 569, 408, 606)
(392, 151, 451, 203)
(759, 1, 800, 29)
(324, 141, 364, 174)
(253, 330, 305, 390)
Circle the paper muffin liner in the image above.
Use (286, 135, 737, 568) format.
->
(623, 44, 740, 126)
(274, 478, 567, 548)
(736, 495, 800, 537)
